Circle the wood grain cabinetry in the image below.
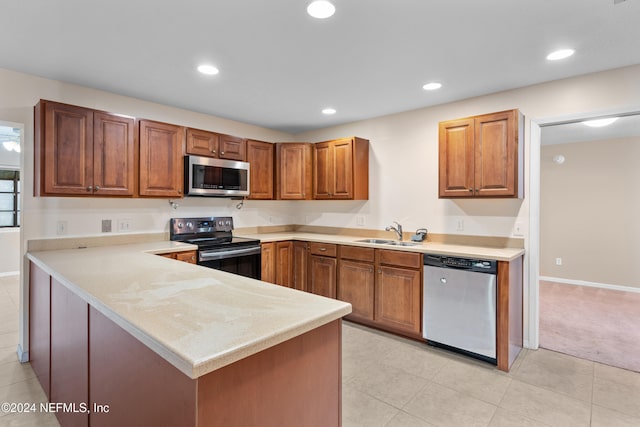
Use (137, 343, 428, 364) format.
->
(292, 241, 308, 291)
(158, 250, 197, 264)
(439, 109, 523, 198)
(29, 263, 51, 399)
(246, 139, 274, 199)
(308, 243, 337, 298)
(275, 143, 313, 200)
(139, 120, 185, 198)
(338, 246, 375, 322)
(186, 128, 246, 161)
(313, 137, 369, 200)
(34, 100, 136, 197)
(275, 241, 294, 287)
(261, 242, 276, 283)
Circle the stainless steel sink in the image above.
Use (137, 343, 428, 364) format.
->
(354, 239, 420, 247)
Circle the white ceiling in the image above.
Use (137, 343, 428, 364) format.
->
(1, 0, 640, 133)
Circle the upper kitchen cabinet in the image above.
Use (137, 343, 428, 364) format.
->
(313, 137, 369, 200)
(34, 100, 135, 197)
(246, 139, 274, 200)
(186, 128, 246, 161)
(139, 120, 185, 198)
(275, 143, 313, 200)
(438, 109, 523, 198)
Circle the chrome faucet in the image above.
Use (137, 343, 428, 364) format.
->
(385, 221, 403, 241)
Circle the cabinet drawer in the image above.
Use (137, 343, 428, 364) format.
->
(376, 249, 422, 269)
(309, 242, 337, 257)
(340, 245, 375, 262)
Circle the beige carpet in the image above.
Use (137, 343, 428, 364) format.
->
(539, 280, 640, 373)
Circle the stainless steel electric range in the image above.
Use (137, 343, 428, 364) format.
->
(170, 217, 261, 279)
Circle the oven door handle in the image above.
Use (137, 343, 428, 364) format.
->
(199, 246, 262, 261)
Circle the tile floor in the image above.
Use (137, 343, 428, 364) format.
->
(1, 274, 640, 426)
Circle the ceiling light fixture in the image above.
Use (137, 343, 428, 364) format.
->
(197, 64, 219, 75)
(422, 82, 442, 91)
(322, 108, 337, 115)
(307, 1, 335, 19)
(582, 117, 619, 127)
(546, 49, 575, 61)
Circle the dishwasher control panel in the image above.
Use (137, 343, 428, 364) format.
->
(424, 255, 497, 274)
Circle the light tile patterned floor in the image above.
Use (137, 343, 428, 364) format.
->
(2, 274, 640, 426)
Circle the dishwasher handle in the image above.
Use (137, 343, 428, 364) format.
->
(424, 254, 497, 274)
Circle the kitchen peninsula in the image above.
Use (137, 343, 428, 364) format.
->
(27, 240, 351, 427)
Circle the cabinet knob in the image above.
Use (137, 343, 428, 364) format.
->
(468, 189, 473, 192)
(87, 186, 93, 192)
(369, 268, 373, 273)
(95, 185, 101, 191)
(211, 149, 217, 154)
(178, 190, 182, 194)
(221, 151, 225, 155)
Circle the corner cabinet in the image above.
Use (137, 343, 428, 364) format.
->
(275, 143, 313, 200)
(139, 120, 185, 198)
(438, 109, 523, 198)
(246, 139, 274, 200)
(34, 100, 136, 197)
(313, 137, 369, 200)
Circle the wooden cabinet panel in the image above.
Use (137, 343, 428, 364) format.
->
(175, 250, 197, 264)
(275, 241, 293, 287)
(50, 279, 89, 427)
(93, 112, 135, 196)
(377, 249, 422, 269)
(40, 101, 94, 195)
(261, 242, 275, 283)
(29, 263, 51, 400)
(275, 143, 312, 200)
(292, 241, 308, 291)
(219, 134, 246, 161)
(139, 120, 184, 198)
(439, 109, 522, 198)
(309, 242, 337, 257)
(340, 245, 375, 263)
(338, 259, 375, 322)
(374, 265, 421, 336)
(246, 140, 274, 200)
(313, 137, 368, 200)
(309, 255, 337, 298)
(186, 127, 219, 157)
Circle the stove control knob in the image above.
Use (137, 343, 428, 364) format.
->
(177, 223, 183, 229)
(186, 222, 193, 229)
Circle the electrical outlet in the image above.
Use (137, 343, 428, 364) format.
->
(101, 219, 112, 233)
(356, 216, 365, 227)
(117, 218, 132, 232)
(514, 222, 524, 236)
(56, 220, 68, 235)
(555, 257, 563, 266)
(456, 219, 464, 232)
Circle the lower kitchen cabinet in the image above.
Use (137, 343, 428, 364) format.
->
(292, 241, 308, 291)
(158, 250, 197, 264)
(374, 264, 422, 337)
(308, 243, 337, 298)
(337, 246, 375, 322)
(29, 263, 51, 399)
(275, 241, 294, 287)
(261, 242, 275, 283)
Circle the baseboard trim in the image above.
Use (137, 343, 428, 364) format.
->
(16, 344, 28, 363)
(539, 276, 640, 294)
(0, 271, 19, 277)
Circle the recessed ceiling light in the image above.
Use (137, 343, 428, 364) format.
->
(322, 108, 337, 115)
(197, 64, 219, 75)
(582, 117, 619, 127)
(307, 1, 335, 19)
(422, 82, 442, 91)
(546, 49, 575, 61)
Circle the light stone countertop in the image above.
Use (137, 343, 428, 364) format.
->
(27, 240, 351, 379)
(238, 232, 525, 262)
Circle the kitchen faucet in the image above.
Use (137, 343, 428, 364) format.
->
(385, 221, 403, 241)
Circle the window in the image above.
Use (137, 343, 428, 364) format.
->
(0, 169, 19, 227)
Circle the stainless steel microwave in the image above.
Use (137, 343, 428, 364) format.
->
(184, 155, 250, 197)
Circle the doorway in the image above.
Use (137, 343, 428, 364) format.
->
(535, 113, 640, 372)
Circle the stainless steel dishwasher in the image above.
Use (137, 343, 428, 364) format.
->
(423, 254, 497, 364)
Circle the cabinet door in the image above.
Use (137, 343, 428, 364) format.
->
(275, 241, 293, 287)
(292, 241, 308, 291)
(29, 263, 51, 399)
(219, 134, 246, 161)
(175, 250, 197, 264)
(42, 101, 94, 195)
(93, 112, 135, 196)
(331, 138, 354, 199)
(276, 143, 312, 200)
(246, 140, 274, 200)
(313, 141, 332, 199)
(438, 118, 475, 198)
(51, 278, 89, 427)
(309, 255, 337, 298)
(474, 110, 519, 197)
(375, 265, 421, 336)
(139, 120, 184, 197)
(186, 128, 219, 157)
(338, 260, 374, 322)
(261, 242, 276, 283)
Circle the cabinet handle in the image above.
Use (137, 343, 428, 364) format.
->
(319, 247, 327, 252)
(95, 185, 101, 191)
(178, 190, 182, 194)
(211, 149, 217, 154)
(369, 268, 373, 273)
(469, 188, 473, 192)
(221, 151, 225, 155)
(87, 186, 93, 192)
(378, 268, 382, 274)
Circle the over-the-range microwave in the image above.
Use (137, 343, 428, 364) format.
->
(184, 155, 250, 197)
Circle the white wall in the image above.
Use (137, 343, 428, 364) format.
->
(3, 64, 640, 353)
(0, 120, 21, 274)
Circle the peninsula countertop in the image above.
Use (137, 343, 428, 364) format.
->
(27, 240, 351, 379)
(236, 231, 525, 262)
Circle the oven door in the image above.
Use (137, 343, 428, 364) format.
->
(198, 245, 261, 280)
